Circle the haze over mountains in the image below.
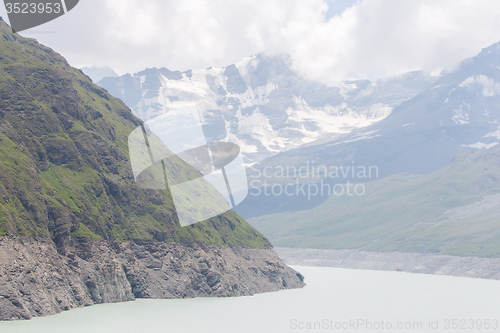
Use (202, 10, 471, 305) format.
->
(256, 42, 500, 179)
(246, 41, 500, 257)
(251, 144, 500, 257)
(234, 41, 500, 219)
(96, 54, 436, 164)
(80, 66, 118, 84)
(90, 36, 500, 259)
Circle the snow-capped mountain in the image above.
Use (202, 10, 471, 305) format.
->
(244, 42, 500, 253)
(254, 41, 500, 180)
(97, 54, 436, 164)
(232, 41, 500, 219)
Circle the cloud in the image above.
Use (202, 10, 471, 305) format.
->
(2, 0, 500, 83)
(249, 0, 500, 82)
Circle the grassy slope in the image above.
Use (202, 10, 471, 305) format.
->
(0, 18, 269, 249)
(250, 144, 500, 257)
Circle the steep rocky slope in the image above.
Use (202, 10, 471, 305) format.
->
(0, 18, 304, 320)
(0, 237, 303, 320)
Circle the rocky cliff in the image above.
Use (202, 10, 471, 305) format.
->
(0, 17, 304, 321)
(0, 237, 303, 320)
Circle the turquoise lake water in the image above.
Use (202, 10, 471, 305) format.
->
(1, 266, 499, 333)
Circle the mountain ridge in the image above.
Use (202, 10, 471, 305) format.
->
(249, 143, 500, 257)
(0, 17, 264, 249)
(97, 54, 437, 165)
(256, 40, 500, 178)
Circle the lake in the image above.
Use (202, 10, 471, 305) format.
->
(1, 266, 499, 332)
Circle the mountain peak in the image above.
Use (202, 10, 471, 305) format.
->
(479, 40, 500, 54)
(454, 40, 500, 75)
(80, 66, 118, 83)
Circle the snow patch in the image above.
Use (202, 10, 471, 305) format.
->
(325, 130, 381, 146)
(452, 102, 470, 125)
(462, 142, 499, 149)
(484, 125, 500, 139)
(459, 75, 500, 97)
(430, 68, 442, 77)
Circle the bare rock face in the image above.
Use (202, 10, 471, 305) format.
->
(119, 241, 304, 299)
(0, 237, 134, 320)
(0, 237, 304, 320)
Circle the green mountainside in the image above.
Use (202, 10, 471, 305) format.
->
(250, 144, 500, 257)
(0, 18, 269, 252)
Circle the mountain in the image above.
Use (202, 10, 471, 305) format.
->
(0, 18, 303, 320)
(97, 54, 436, 164)
(254, 41, 500, 178)
(249, 143, 500, 258)
(236, 41, 500, 218)
(80, 66, 118, 83)
(244, 41, 500, 256)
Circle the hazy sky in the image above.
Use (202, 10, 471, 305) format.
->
(1, 0, 500, 83)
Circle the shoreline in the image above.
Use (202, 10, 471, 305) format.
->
(275, 247, 500, 280)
